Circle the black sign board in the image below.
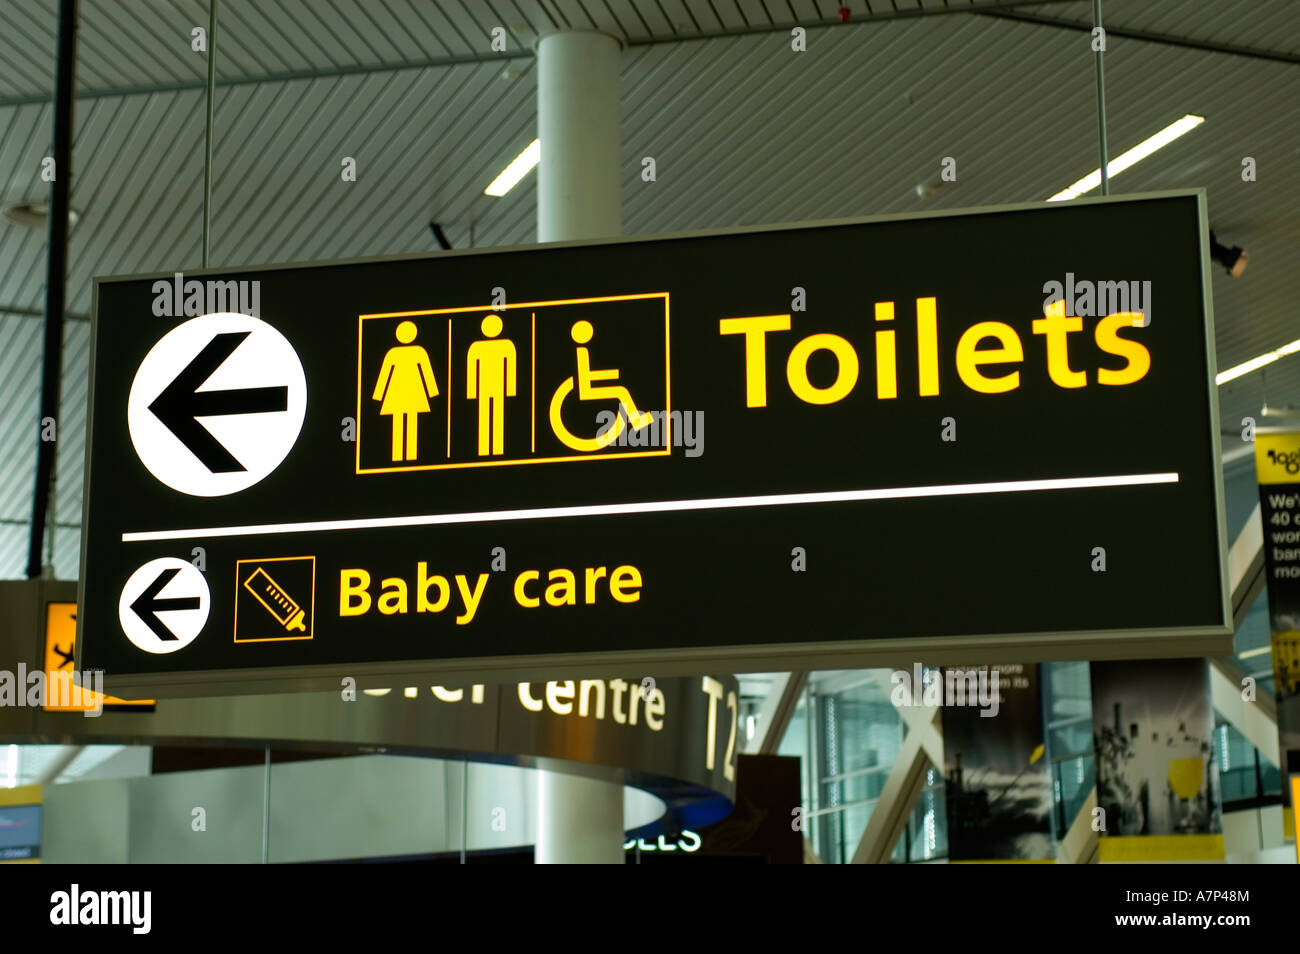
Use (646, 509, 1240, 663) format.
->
(80, 192, 1230, 696)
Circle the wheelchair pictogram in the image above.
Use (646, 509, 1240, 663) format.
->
(549, 319, 654, 452)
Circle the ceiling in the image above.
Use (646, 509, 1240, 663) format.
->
(0, 0, 1296, 579)
(2, 742, 139, 786)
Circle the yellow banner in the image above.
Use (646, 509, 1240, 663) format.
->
(0, 784, 40, 808)
(1274, 631, 1300, 697)
(1098, 834, 1225, 863)
(1290, 778, 1300, 859)
(949, 859, 1055, 864)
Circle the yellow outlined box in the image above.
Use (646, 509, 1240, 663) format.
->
(355, 293, 671, 474)
(234, 556, 316, 643)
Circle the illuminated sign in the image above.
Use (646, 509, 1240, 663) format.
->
(43, 603, 153, 712)
(364, 674, 738, 783)
(1253, 430, 1300, 781)
(1293, 777, 1300, 864)
(625, 832, 702, 852)
(0, 788, 40, 862)
(80, 192, 1228, 696)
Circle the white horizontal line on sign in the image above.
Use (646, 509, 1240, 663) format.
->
(121, 472, 1179, 542)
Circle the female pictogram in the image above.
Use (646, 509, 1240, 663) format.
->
(372, 320, 438, 462)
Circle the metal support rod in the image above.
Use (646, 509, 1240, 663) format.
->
(0, 304, 89, 321)
(45, 472, 56, 574)
(979, 10, 1298, 67)
(1092, 0, 1109, 195)
(752, 671, 808, 755)
(26, 0, 77, 580)
(202, 0, 217, 267)
(261, 744, 270, 863)
(460, 759, 468, 864)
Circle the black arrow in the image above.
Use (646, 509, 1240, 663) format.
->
(148, 331, 289, 473)
(130, 568, 201, 642)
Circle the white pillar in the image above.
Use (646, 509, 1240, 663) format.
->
(535, 765, 625, 865)
(533, 29, 626, 865)
(537, 31, 622, 243)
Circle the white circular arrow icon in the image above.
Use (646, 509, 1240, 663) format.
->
(118, 557, 211, 654)
(128, 312, 307, 497)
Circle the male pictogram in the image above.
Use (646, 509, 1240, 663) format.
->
(372, 320, 438, 462)
(466, 314, 517, 456)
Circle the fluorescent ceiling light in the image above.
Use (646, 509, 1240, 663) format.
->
(484, 139, 540, 197)
(1217, 337, 1300, 386)
(1, 200, 81, 229)
(1047, 114, 1205, 201)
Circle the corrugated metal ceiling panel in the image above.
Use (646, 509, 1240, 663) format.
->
(0, 2, 57, 97)
(0, 313, 41, 524)
(1003, 0, 1300, 58)
(0, 523, 29, 576)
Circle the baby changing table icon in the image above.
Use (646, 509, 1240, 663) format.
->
(234, 556, 316, 642)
